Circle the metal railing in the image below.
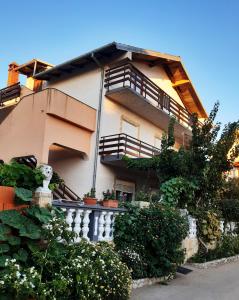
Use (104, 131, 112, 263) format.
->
(0, 82, 21, 106)
(99, 133, 161, 158)
(105, 63, 193, 127)
(53, 183, 81, 202)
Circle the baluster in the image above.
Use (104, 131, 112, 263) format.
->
(139, 141, 142, 158)
(220, 220, 224, 233)
(65, 208, 75, 231)
(105, 212, 113, 241)
(98, 211, 107, 241)
(123, 65, 126, 87)
(117, 134, 120, 158)
(74, 209, 84, 242)
(82, 210, 92, 240)
(110, 212, 119, 241)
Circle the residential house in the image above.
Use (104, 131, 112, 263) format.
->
(0, 42, 207, 200)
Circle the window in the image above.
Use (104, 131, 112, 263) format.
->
(121, 119, 139, 139)
(154, 136, 162, 150)
(115, 179, 135, 201)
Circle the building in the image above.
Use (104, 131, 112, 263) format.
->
(0, 42, 207, 200)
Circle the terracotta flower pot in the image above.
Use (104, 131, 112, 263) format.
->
(0, 186, 28, 211)
(103, 199, 119, 208)
(83, 197, 97, 205)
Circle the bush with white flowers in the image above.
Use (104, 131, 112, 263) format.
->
(0, 208, 132, 300)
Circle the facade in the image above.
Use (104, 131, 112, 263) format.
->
(0, 42, 207, 200)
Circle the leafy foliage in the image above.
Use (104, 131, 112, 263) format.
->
(0, 215, 132, 300)
(160, 177, 198, 208)
(103, 189, 116, 200)
(0, 161, 44, 190)
(0, 206, 55, 267)
(125, 103, 239, 213)
(84, 187, 96, 198)
(191, 234, 239, 263)
(196, 210, 221, 245)
(15, 187, 32, 202)
(114, 204, 188, 279)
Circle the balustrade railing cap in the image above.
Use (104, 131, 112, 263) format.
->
(52, 200, 127, 212)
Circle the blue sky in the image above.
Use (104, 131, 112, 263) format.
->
(0, 0, 238, 125)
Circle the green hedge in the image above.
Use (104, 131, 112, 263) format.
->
(114, 204, 188, 279)
(191, 234, 239, 263)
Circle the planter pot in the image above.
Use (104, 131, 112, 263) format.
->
(0, 186, 28, 211)
(83, 197, 97, 205)
(103, 199, 118, 208)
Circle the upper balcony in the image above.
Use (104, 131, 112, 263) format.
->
(104, 63, 193, 143)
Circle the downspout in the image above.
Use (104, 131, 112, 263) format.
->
(91, 53, 105, 189)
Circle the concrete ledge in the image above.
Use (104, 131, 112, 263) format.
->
(132, 275, 170, 289)
(189, 254, 239, 269)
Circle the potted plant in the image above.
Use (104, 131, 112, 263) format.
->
(102, 189, 118, 208)
(83, 188, 97, 205)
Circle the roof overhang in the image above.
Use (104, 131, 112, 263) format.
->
(34, 42, 207, 118)
(16, 59, 53, 77)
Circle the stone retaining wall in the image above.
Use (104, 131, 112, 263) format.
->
(132, 275, 170, 289)
(189, 254, 239, 269)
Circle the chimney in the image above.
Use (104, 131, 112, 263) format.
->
(7, 62, 19, 86)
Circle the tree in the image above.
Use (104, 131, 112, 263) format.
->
(125, 102, 239, 212)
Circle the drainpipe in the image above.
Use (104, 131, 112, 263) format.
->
(91, 53, 105, 189)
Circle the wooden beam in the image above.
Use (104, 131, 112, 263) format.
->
(172, 79, 190, 87)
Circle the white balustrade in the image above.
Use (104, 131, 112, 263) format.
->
(98, 211, 107, 241)
(74, 209, 84, 242)
(105, 212, 113, 241)
(65, 208, 75, 231)
(110, 212, 119, 241)
(82, 209, 92, 240)
(53, 201, 127, 242)
(220, 220, 224, 233)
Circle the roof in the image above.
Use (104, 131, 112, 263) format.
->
(16, 59, 53, 77)
(34, 42, 207, 118)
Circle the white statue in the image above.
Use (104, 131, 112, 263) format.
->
(36, 164, 53, 193)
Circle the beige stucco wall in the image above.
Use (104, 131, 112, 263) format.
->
(0, 89, 95, 171)
(45, 70, 102, 195)
(182, 237, 199, 261)
(46, 69, 102, 110)
(132, 61, 185, 108)
(96, 60, 184, 195)
(44, 60, 184, 198)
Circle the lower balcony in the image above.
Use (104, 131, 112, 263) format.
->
(99, 133, 160, 166)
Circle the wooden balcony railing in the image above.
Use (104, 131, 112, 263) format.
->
(0, 82, 21, 106)
(105, 63, 193, 127)
(99, 133, 161, 158)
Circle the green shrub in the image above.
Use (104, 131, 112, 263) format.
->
(114, 204, 188, 279)
(220, 198, 239, 223)
(191, 234, 239, 263)
(0, 161, 44, 190)
(0, 209, 132, 300)
(196, 210, 221, 245)
(160, 177, 198, 208)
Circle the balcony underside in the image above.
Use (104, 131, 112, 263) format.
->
(101, 154, 126, 167)
(106, 87, 191, 144)
(101, 154, 157, 179)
